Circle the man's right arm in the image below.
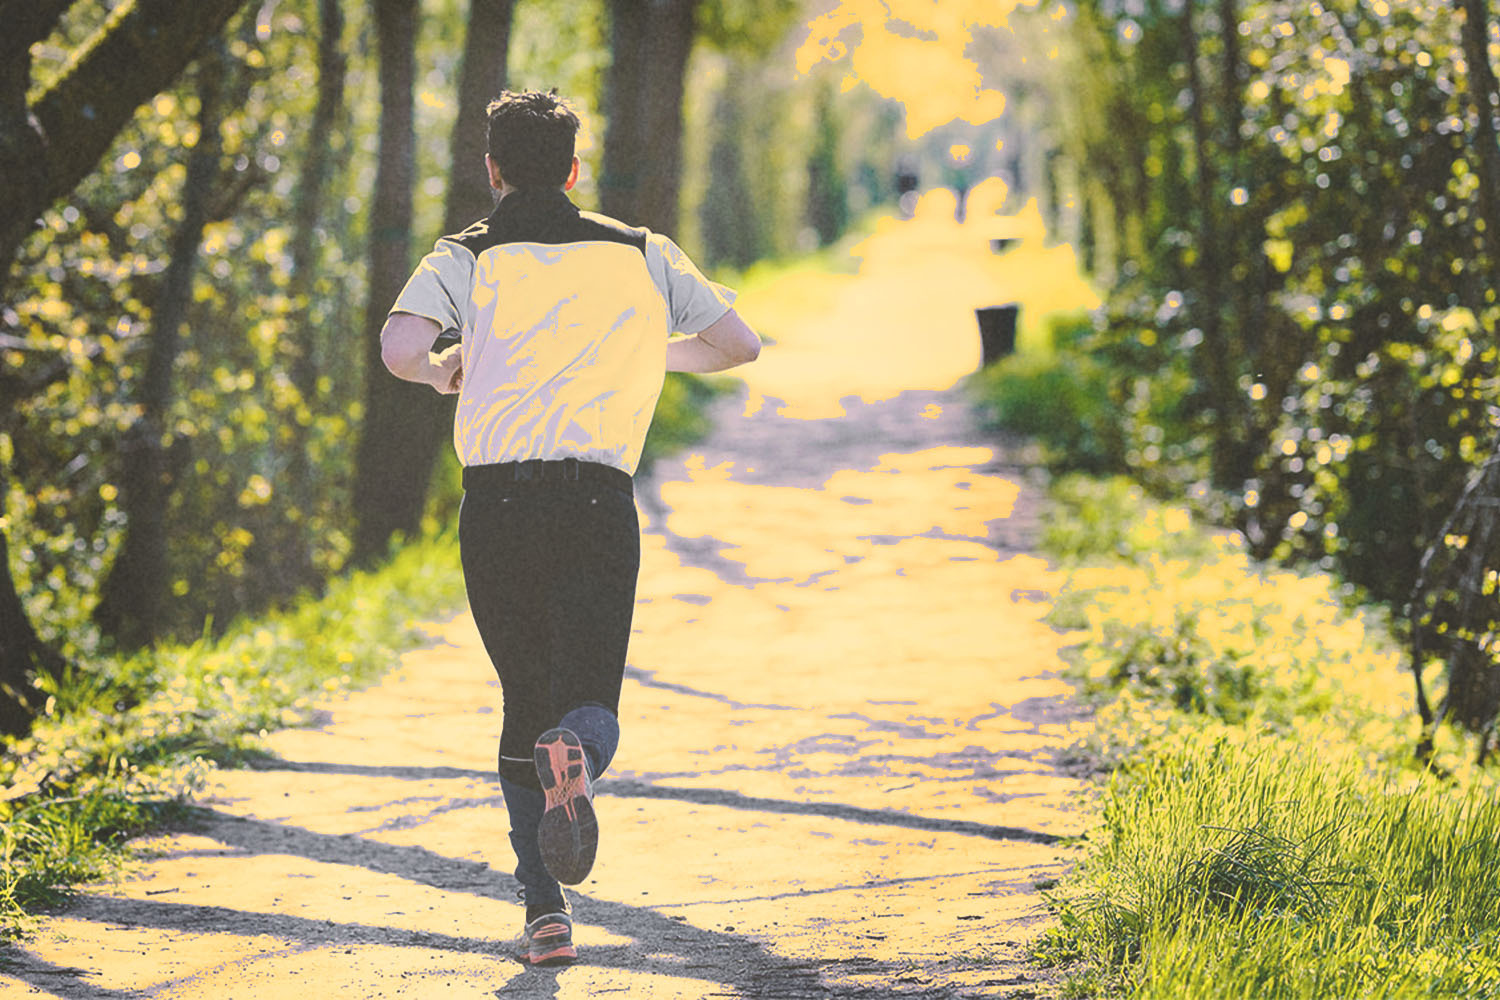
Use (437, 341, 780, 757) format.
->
(381, 312, 462, 393)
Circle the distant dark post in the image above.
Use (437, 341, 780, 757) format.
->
(975, 305, 1020, 366)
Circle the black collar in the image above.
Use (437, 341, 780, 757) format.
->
(490, 187, 578, 225)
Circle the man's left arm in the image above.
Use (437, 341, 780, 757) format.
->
(666, 308, 760, 373)
(381, 312, 462, 393)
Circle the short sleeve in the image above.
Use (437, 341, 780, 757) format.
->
(643, 234, 737, 335)
(390, 238, 475, 334)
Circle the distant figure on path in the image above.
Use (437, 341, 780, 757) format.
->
(380, 89, 760, 966)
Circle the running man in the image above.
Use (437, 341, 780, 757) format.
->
(379, 89, 760, 966)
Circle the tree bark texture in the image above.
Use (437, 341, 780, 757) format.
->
(444, 0, 515, 234)
(1409, 436, 1500, 759)
(351, 0, 452, 566)
(94, 45, 228, 649)
(600, 0, 697, 236)
(0, 470, 63, 738)
(281, 0, 349, 589)
(1179, 0, 1242, 490)
(0, 0, 252, 285)
(699, 62, 760, 268)
(1459, 0, 1500, 260)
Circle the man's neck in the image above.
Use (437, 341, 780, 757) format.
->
(496, 185, 568, 203)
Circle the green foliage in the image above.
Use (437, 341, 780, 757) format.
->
(683, 53, 899, 268)
(1032, 0, 1500, 550)
(0, 530, 465, 936)
(970, 309, 1207, 489)
(971, 350, 1120, 475)
(7, 2, 376, 651)
(1042, 475, 1407, 749)
(1040, 474, 1227, 568)
(1021, 0, 1500, 732)
(1036, 473, 1500, 996)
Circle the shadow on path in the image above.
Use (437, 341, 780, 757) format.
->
(3, 808, 997, 999)
(242, 758, 1065, 845)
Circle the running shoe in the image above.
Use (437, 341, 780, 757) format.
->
(534, 727, 598, 884)
(520, 910, 576, 966)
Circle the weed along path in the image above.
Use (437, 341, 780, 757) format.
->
(1, 194, 1095, 999)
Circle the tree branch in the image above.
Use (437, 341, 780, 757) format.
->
(28, 0, 252, 210)
(0, 0, 78, 56)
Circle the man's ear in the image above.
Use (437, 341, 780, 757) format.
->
(563, 156, 580, 192)
(485, 153, 504, 191)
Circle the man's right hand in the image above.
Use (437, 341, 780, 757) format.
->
(433, 342, 463, 394)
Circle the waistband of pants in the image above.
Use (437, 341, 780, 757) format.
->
(462, 458, 634, 496)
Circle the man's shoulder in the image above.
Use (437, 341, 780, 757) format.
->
(439, 218, 492, 257)
(574, 210, 649, 253)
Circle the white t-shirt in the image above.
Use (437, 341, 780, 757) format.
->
(390, 189, 735, 474)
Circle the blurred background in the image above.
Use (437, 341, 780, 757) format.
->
(1, 0, 1498, 750)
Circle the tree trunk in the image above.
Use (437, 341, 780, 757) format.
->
(600, 0, 698, 235)
(805, 80, 848, 248)
(600, 0, 649, 223)
(444, 0, 515, 233)
(1179, 0, 1240, 488)
(1409, 436, 1500, 760)
(1424, 0, 1500, 761)
(94, 45, 228, 649)
(699, 62, 760, 268)
(351, 0, 450, 566)
(0, 466, 63, 737)
(1459, 0, 1500, 253)
(0, 2, 71, 301)
(282, 0, 348, 589)
(0, 0, 252, 287)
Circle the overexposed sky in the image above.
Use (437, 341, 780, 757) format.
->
(795, 0, 1025, 138)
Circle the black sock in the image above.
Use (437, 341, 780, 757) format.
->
(527, 902, 565, 923)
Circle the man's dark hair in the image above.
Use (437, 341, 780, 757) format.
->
(486, 89, 580, 189)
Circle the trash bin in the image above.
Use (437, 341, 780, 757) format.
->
(975, 305, 1019, 366)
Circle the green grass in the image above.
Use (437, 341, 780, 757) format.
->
(0, 531, 466, 937)
(1035, 475, 1500, 999)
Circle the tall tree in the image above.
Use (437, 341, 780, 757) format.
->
(283, 0, 349, 589)
(444, 0, 515, 233)
(1178, 0, 1238, 488)
(351, 0, 442, 566)
(1458, 0, 1500, 254)
(698, 61, 763, 268)
(1407, 0, 1500, 760)
(93, 45, 229, 649)
(600, 0, 698, 236)
(805, 79, 849, 248)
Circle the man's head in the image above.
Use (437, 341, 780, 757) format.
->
(485, 89, 580, 191)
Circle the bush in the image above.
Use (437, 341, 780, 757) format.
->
(970, 350, 1123, 475)
(1040, 474, 1224, 567)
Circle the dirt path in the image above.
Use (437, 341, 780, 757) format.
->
(1, 194, 1094, 999)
